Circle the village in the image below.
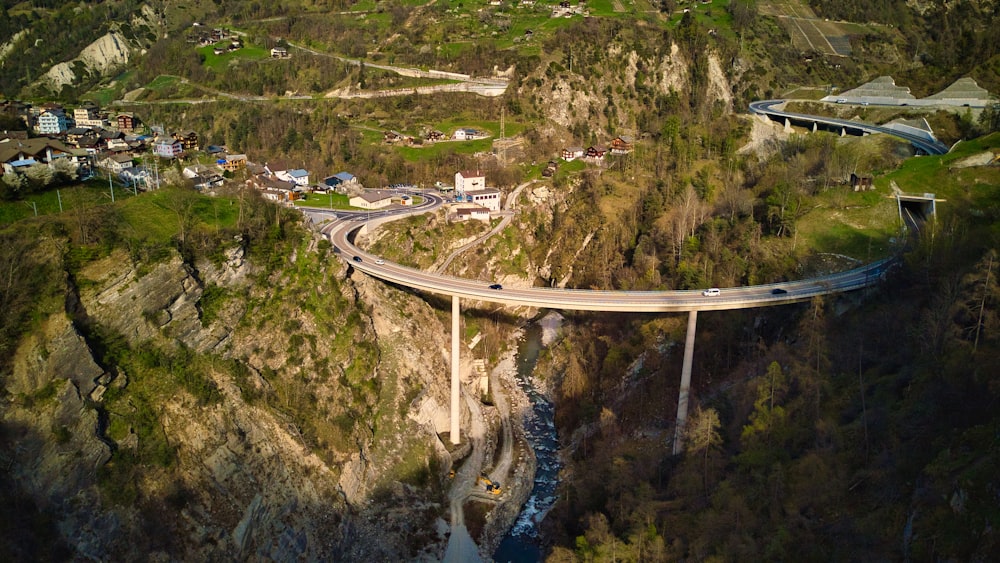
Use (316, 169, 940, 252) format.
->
(2, 99, 639, 222)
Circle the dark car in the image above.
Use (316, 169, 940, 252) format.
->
(489, 283, 503, 290)
(771, 288, 787, 295)
(353, 256, 363, 263)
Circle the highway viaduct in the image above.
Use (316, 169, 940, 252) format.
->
(309, 98, 943, 454)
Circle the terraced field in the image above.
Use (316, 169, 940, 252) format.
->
(759, 0, 860, 57)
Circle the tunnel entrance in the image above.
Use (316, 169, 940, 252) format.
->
(896, 193, 940, 232)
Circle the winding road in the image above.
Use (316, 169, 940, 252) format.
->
(304, 97, 955, 311)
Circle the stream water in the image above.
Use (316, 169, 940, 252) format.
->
(493, 323, 562, 562)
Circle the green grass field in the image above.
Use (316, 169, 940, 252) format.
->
(0, 180, 140, 226)
(197, 43, 269, 71)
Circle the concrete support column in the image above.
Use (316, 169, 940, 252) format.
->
(672, 310, 698, 455)
(841, 127, 846, 137)
(450, 295, 461, 445)
(812, 122, 817, 133)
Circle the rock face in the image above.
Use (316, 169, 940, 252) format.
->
(44, 32, 133, 89)
(2, 220, 535, 561)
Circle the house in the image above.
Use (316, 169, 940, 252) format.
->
(182, 163, 215, 179)
(73, 105, 106, 129)
(585, 145, 607, 160)
(65, 127, 95, 147)
(561, 146, 584, 161)
(466, 187, 502, 211)
(191, 173, 225, 190)
(264, 160, 291, 178)
(455, 206, 492, 222)
(119, 166, 152, 189)
(271, 47, 289, 58)
(455, 169, 486, 196)
(384, 130, 413, 144)
(542, 160, 558, 177)
(117, 113, 141, 133)
(205, 144, 226, 155)
(221, 154, 247, 172)
(172, 130, 199, 151)
(98, 154, 135, 175)
(609, 135, 634, 154)
(0, 138, 74, 174)
(153, 136, 184, 158)
(349, 190, 394, 209)
(213, 47, 225, 55)
(426, 130, 445, 142)
(324, 171, 358, 189)
(37, 108, 68, 135)
(452, 128, 481, 141)
(278, 168, 310, 186)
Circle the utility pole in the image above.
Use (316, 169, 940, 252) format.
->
(24, 201, 37, 217)
(56, 189, 62, 213)
(108, 169, 115, 202)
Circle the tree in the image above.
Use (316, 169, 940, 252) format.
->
(686, 406, 722, 495)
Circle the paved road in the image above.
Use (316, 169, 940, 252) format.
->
(323, 206, 890, 312)
(750, 99, 950, 155)
(303, 98, 920, 313)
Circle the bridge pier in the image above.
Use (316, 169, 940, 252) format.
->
(451, 295, 461, 444)
(672, 310, 698, 455)
(812, 122, 817, 133)
(841, 127, 846, 137)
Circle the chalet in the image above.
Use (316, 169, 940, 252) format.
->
(182, 163, 217, 179)
(221, 154, 247, 172)
(561, 146, 584, 161)
(0, 138, 75, 174)
(117, 113, 141, 133)
(350, 190, 394, 209)
(264, 160, 291, 178)
(542, 160, 558, 177)
(585, 145, 607, 160)
(172, 130, 199, 151)
(213, 47, 225, 55)
(191, 173, 225, 190)
(384, 130, 404, 144)
(65, 127, 95, 147)
(466, 187, 502, 211)
(205, 145, 226, 155)
(609, 135, 634, 155)
(98, 154, 135, 175)
(271, 47, 289, 58)
(153, 137, 184, 158)
(455, 207, 492, 223)
(426, 130, 445, 142)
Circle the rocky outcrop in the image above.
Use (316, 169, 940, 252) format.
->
(44, 32, 133, 90)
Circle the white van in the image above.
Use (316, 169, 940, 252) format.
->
(702, 288, 721, 297)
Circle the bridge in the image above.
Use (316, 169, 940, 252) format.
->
(301, 98, 943, 457)
(749, 99, 951, 155)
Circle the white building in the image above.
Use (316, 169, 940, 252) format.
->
(350, 190, 394, 209)
(455, 207, 491, 222)
(37, 109, 68, 135)
(466, 187, 502, 211)
(277, 168, 310, 186)
(455, 169, 486, 196)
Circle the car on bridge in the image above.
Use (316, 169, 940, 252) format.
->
(353, 256, 363, 263)
(702, 288, 721, 297)
(375, 258, 385, 265)
(489, 283, 503, 290)
(771, 288, 788, 295)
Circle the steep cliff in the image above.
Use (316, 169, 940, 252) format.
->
(0, 210, 483, 560)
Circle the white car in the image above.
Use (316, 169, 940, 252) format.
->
(702, 288, 721, 297)
(375, 259, 385, 265)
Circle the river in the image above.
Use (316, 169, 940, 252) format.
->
(493, 323, 561, 562)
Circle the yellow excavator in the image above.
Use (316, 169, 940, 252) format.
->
(478, 474, 502, 495)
